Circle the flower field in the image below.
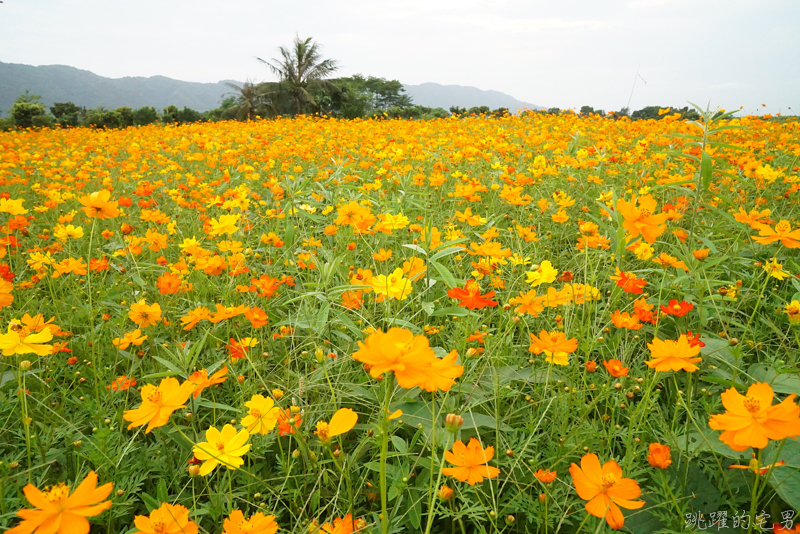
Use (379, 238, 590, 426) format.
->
(1, 109, 800, 533)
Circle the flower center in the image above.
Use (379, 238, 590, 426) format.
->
(600, 473, 617, 490)
(151, 520, 167, 534)
(465, 280, 481, 296)
(743, 396, 761, 414)
(640, 208, 652, 218)
(216, 441, 226, 452)
(249, 409, 262, 419)
(239, 521, 254, 534)
(776, 221, 791, 234)
(45, 483, 70, 503)
(146, 390, 163, 404)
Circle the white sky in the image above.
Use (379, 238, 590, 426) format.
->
(1, 0, 798, 115)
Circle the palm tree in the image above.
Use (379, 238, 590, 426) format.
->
(258, 36, 339, 115)
(224, 81, 272, 121)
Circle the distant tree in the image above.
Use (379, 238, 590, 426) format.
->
(10, 91, 47, 128)
(84, 108, 123, 129)
(449, 106, 467, 116)
(580, 105, 595, 116)
(31, 115, 55, 128)
(258, 36, 339, 115)
(206, 97, 237, 121)
(546, 107, 562, 115)
(615, 107, 630, 119)
(177, 107, 202, 123)
(50, 102, 82, 126)
(115, 107, 135, 127)
(162, 105, 180, 124)
(133, 106, 159, 126)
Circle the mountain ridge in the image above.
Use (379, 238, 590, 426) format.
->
(0, 61, 543, 116)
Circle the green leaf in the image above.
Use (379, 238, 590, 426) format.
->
(430, 260, 462, 289)
(402, 243, 427, 256)
(391, 435, 407, 454)
(701, 150, 713, 190)
(140, 492, 160, 513)
(430, 246, 463, 262)
(431, 306, 468, 317)
(747, 364, 800, 395)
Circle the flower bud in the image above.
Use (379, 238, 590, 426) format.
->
(438, 485, 454, 501)
(445, 413, 464, 433)
(188, 465, 201, 477)
(19, 360, 31, 371)
(272, 388, 284, 400)
(292, 449, 301, 459)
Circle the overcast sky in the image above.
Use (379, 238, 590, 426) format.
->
(1, 0, 798, 114)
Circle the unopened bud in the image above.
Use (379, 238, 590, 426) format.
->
(445, 413, 464, 433)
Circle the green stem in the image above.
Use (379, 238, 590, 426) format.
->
(747, 449, 762, 534)
(379, 374, 395, 534)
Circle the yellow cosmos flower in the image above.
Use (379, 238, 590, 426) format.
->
(0, 198, 28, 215)
(525, 261, 558, 287)
(241, 394, 280, 435)
(123, 377, 194, 433)
(128, 299, 162, 328)
(314, 408, 358, 444)
(193, 424, 251, 476)
(0, 321, 54, 356)
(112, 329, 147, 350)
(371, 268, 412, 301)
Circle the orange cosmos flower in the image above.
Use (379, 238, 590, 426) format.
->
(156, 272, 182, 295)
(128, 299, 162, 328)
(569, 453, 644, 530)
(227, 337, 258, 360)
(603, 359, 629, 377)
(8, 470, 112, 534)
(188, 367, 228, 398)
(352, 328, 463, 391)
(108, 375, 137, 392)
(315, 407, 358, 444)
(244, 306, 269, 328)
(645, 335, 702, 372)
(341, 290, 363, 310)
(610, 310, 642, 330)
(616, 194, 669, 244)
(112, 329, 147, 350)
(78, 189, 119, 220)
(447, 279, 498, 309)
(709, 382, 800, 451)
(752, 220, 800, 248)
(133, 503, 198, 534)
(610, 269, 647, 294)
(317, 514, 360, 534)
(123, 377, 194, 433)
(276, 408, 302, 436)
(534, 469, 557, 483)
(647, 443, 672, 469)
(223, 510, 278, 534)
(509, 289, 545, 316)
(528, 330, 578, 366)
(442, 438, 500, 485)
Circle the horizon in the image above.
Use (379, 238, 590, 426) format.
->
(0, 0, 798, 116)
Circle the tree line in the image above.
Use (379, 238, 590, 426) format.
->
(0, 36, 711, 130)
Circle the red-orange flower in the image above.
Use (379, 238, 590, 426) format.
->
(276, 408, 302, 436)
(569, 453, 644, 530)
(447, 279, 498, 309)
(442, 438, 500, 485)
(534, 469, 557, 483)
(610, 269, 647, 294)
(660, 299, 693, 317)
